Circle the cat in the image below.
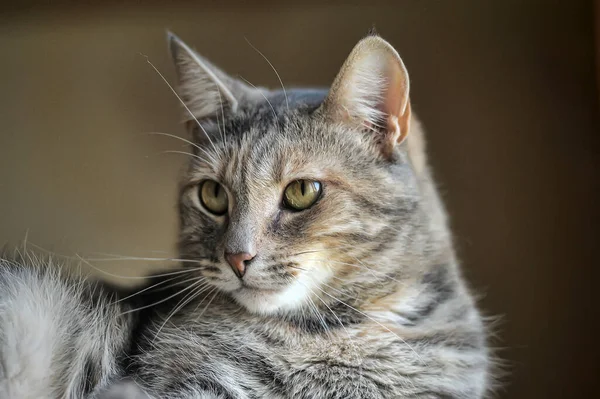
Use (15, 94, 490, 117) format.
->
(0, 32, 490, 398)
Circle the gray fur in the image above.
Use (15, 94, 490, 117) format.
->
(0, 33, 490, 398)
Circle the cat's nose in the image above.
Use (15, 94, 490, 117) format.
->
(225, 252, 255, 278)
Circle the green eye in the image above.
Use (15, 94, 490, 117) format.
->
(199, 180, 228, 215)
(283, 180, 322, 211)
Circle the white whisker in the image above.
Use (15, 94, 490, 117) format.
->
(77, 255, 203, 280)
(312, 259, 405, 285)
(296, 279, 359, 357)
(141, 54, 219, 155)
(311, 280, 425, 364)
(152, 280, 211, 342)
(86, 252, 204, 264)
(161, 150, 212, 165)
(238, 76, 279, 122)
(305, 296, 331, 336)
(146, 132, 215, 164)
(26, 242, 202, 280)
(215, 88, 227, 142)
(195, 287, 219, 319)
(112, 275, 184, 304)
(120, 279, 207, 316)
(244, 38, 289, 111)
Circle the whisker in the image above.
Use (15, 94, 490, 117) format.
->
(312, 280, 425, 364)
(195, 287, 219, 319)
(112, 274, 184, 304)
(115, 275, 208, 305)
(244, 38, 289, 111)
(288, 249, 327, 257)
(86, 252, 209, 265)
(297, 280, 360, 357)
(161, 150, 212, 165)
(305, 294, 333, 340)
(140, 54, 219, 155)
(289, 245, 406, 283)
(288, 244, 365, 258)
(215, 88, 227, 142)
(152, 280, 211, 342)
(238, 76, 279, 122)
(30, 242, 205, 266)
(286, 264, 307, 272)
(312, 259, 405, 285)
(120, 279, 207, 315)
(27, 242, 202, 280)
(77, 255, 203, 280)
(327, 274, 365, 288)
(146, 132, 215, 164)
(281, 274, 331, 338)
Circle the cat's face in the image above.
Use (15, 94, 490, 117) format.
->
(171, 33, 418, 315)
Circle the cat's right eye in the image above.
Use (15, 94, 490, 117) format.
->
(283, 180, 322, 211)
(198, 180, 228, 215)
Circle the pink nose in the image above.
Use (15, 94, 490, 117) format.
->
(225, 252, 255, 278)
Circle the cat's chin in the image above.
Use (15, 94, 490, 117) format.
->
(231, 280, 313, 315)
(225, 259, 333, 315)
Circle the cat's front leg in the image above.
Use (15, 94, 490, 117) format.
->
(284, 364, 388, 399)
(282, 338, 486, 399)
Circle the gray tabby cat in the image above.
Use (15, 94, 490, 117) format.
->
(0, 32, 490, 398)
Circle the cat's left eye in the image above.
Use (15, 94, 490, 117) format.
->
(199, 180, 228, 215)
(283, 180, 322, 211)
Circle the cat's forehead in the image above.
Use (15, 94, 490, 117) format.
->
(217, 95, 349, 168)
(184, 88, 385, 191)
(219, 116, 343, 186)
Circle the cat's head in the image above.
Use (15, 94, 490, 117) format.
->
(170, 32, 431, 316)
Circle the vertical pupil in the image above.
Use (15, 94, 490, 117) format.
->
(213, 183, 220, 198)
(300, 181, 305, 196)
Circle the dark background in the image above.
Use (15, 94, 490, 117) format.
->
(1, 1, 598, 397)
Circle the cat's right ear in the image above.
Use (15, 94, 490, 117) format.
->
(167, 32, 254, 128)
(319, 35, 411, 159)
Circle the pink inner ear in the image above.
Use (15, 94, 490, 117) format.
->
(320, 36, 411, 155)
(380, 59, 411, 149)
(383, 59, 408, 119)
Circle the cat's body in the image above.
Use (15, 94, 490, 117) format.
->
(0, 33, 490, 398)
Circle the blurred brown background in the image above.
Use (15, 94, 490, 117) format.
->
(1, 0, 598, 397)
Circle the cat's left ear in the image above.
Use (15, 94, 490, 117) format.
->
(167, 32, 257, 126)
(320, 35, 411, 158)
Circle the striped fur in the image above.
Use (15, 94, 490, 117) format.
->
(0, 33, 491, 398)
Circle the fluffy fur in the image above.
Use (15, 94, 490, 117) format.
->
(0, 255, 134, 399)
(0, 33, 490, 398)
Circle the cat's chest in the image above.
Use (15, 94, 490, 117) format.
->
(150, 310, 375, 370)
(135, 305, 393, 397)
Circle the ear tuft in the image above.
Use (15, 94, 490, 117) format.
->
(321, 36, 411, 158)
